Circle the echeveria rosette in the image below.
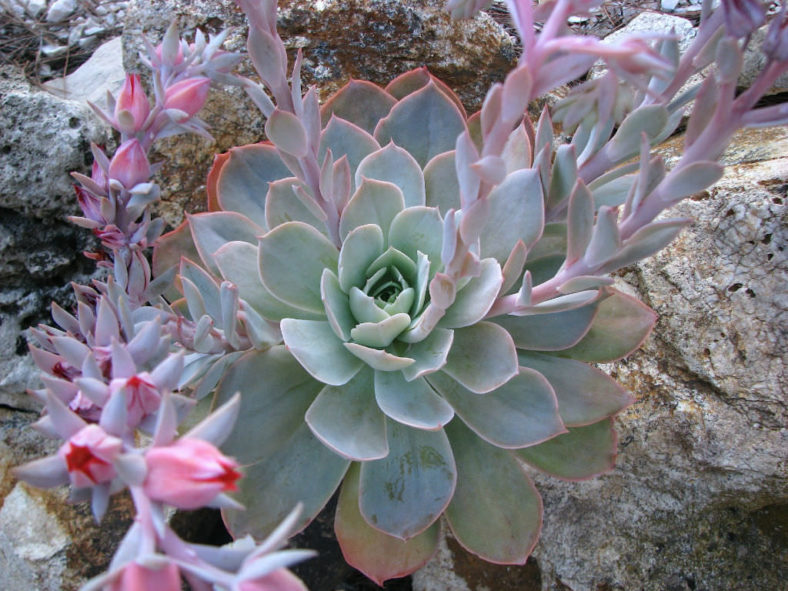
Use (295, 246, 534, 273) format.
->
(153, 69, 647, 583)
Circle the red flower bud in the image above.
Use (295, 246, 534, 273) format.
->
(143, 438, 241, 509)
(108, 139, 151, 189)
(115, 74, 150, 134)
(163, 77, 211, 117)
(58, 425, 122, 488)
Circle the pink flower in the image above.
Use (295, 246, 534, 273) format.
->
(58, 424, 123, 488)
(163, 77, 211, 117)
(143, 438, 241, 509)
(239, 569, 309, 591)
(109, 373, 162, 426)
(109, 561, 181, 591)
(108, 139, 151, 189)
(115, 74, 150, 134)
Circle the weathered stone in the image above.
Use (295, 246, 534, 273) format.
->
(121, 0, 517, 227)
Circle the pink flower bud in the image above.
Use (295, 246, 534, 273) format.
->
(239, 569, 309, 591)
(115, 74, 150, 134)
(109, 561, 181, 591)
(108, 373, 162, 427)
(143, 438, 241, 509)
(163, 77, 211, 117)
(108, 139, 151, 189)
(58, 424, 123, 488)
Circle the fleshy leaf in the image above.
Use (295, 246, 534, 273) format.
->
(388, 207, 444, 276)
(355, 143, 426, 208)
(359, 420, 456, 539)
(321, 269, 355, 341)
(556, 290, 656, 362)
(320, 79, 397, 135)
(492, 297, 600, 351)
(189, 212, 263, 276)
(480, 169, 545, 263)
(265, 177, 327, 233)
(427, 369, 565, 448)
(338, 224, 386, 293)
(335, 463, 439, 586)
(442, 322, 518, 394)
(266, 108, 309, 157)
(258, 221, 338, 314)
(319, 116, 380, 188)
(523, 223, 567, 285)
(385, 67, 466, 117)
(519, 352, 634, 426)
(515, 418, 617, 480)
(440, 258, 502, 329)
(607, 105, 668, 163)
(339, 179, 406, 241)
(445, 420, 542, 564)
(424, 151, 461, 215)
(306, 368, 388, 460)
(375, 82, 467, 167)
(400, 327, 454, 381)
(215, 241, 323, 321)
(281, 319, 364, 385)
(153, 220, 199, 299)
(374, 371, 454, 430)
(344, 342, 415, 371)
(351, 314, 411, 349)
(217, 144, 291, 227)
(216, 348, 349, 537)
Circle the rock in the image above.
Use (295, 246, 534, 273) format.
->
(741, 26, 788, 93)
(413, 126, 788, 591)
(44, 37, 125, 112)
(0, 66, 110, 219)
(45, 0, 76, 22)
(0, 407, 135, 591)
(121, 0, 517, 227)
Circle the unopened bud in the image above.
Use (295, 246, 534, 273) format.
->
(115, 74, 150, 134)
(163, 77, 211, 117)
(108, 139, 151, 189)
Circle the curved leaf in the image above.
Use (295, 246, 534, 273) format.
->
(335, 463, 439, 586)
(281, 319, 363, 385)
(440, 258, 502, 329)
(518, 352, 634, 426)
(319, 116, 380, 187)
(400, 327, 454, 381)
(320, 79, 397, 135)
(265, 177, 327, 233)
(355, 143, 426, 208)
(424, 150, 461, 215)
(445, 420, 542, 564)
(306, 368, 388, 460)
(375, 82, 467, 167)
(374, 371, 454, 430)
(359, 420, 456, 539)
(344, 342, 415, 371)
(388, 207, 444, 276)
(339, 179, 406, 241)
(385, 67, 467, 118)
(515, 418, 618, 480)
(189, 212, 263, 276)
(427, 368, 565, 449)
(338, 224, 386, 293)
(442, 322, 518, 394)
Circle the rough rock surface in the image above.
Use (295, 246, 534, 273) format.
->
(121, 0, 517, 227)
(414, 126, 788, 591)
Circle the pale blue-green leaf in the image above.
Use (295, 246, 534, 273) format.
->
(519, 352, 634, 426)
(281, 319, 363, 385)
(590, 173, 634, 208)
(321, 269, 354, 341)
(401, 327, 454, 381)
(266, 108, 309, 157)
(388, 207, 443, 276)
(374, 371, 454, 430)
(355, 143, 426, 208)
(180, 258, 221, 322)
(500, 240, 528, 296)
(384, 287, 415, 316)
(607, 105, 668, 163)
(583, 206, 620, 269)
(598, 219, 689, 274)
(351, 314, 411, 348)
(152, 221, 199, 301)
(524, 222, 567, 285)
(320, 79, 397, 135)
(558, 276, 614, 294)
(345, 342, 415, 371)
(515, 418, 617, 480)
(188, 212, 263, 276)
(385, 67, 467, 117)
(359, 420, 456, 539)
(428, 368, 565, 448)
(490, 296, 599, 351)
(216, 348, 349, 538)
(555, 290, 656, 362)
(566, 180, 594, 264)
(445, 420, 541, 563)
(481, 169, 544, 264)
(338, 224, 385, 293)
(217, 144, 290, 228)
(319, 116, 380, 188)
(442, 322, 518, 394)
(501, 122, 532, 173)
(265, 177, 326, 233)
(546, 144, 577, 210)
(659, 161, 723, 203)
(349, 287, 389, 324)
(215, 241, 323, 321)
(258, 221, 338, 314)
(367, 247, 417, 286)
(339, 180, 405, 241)
(306, 368, 388, 460)
(374, 82, 467, 167)
(516, 290, 600, 315)
(423, 151, 460, 215)
(335, 463, 439, 586)
(439, 258, 502, 329)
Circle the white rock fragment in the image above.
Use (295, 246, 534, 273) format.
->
(45, 0, 76, 22)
